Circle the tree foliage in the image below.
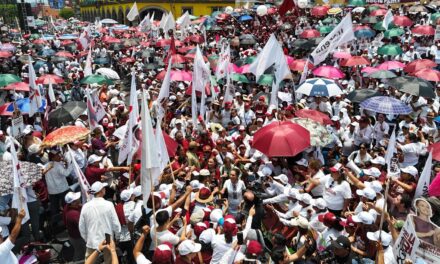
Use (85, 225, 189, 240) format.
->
(59, 8, 75, 19)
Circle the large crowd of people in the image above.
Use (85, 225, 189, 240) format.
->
(0, 2, 440, 264)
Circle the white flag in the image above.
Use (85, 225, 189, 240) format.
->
(140, 90, 161, 207)
(86, 89, 98, 129)
(10, 142, 30, 224)
(118, 72, 139, 165)
(78, 26, 91, 50)
(383, 10, 393, 31)
(310, 13, 355, 66)
(155, 118, 169, 172)
(216, 44, 231, 81)
(415, 151, 432, 198)
(84, 48, 93, 77)
(158, 58, 172, 104)
(127, 2, 139, 22)
(299, 59, 309, 84)
(385, 128, 396, 175)
(159, 12, 168, 29)
(28, 56, 42, 117)
(91, 90, 106, 122)
(164, 12, 176, 35)
(192, 46, 211, 123)
(67, 146, 92, 203)
(48, 79, 56, 103)
(139, 14, 151, 32)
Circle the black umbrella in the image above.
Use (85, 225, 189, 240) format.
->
(361, 16, 380, 24)
(347, 89, 381, 103)
(292, 39, 317, 50)
(48, 101, 87, 127)
(239, 34, 256, 45)
(388, 76, 435, 98)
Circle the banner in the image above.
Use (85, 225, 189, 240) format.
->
(91, 90, 106, 122)
(11, 115, 24, 137)
(310, 13, 355, 66)
(26, 16, 35, 28)
(393, 198, 440, 264)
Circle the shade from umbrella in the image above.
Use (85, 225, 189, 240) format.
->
(367, 70, 397, 79)
(393, 16, 413, 27)
(6, 98, 46, 113)
(341, 56, 370, 67)
(36, 74, 64, 85)
(80, 74, 114, 85)
(377, 61, 405, 70)
(2, 82, 29, 92)
(312, 66, 345, 79)
(389, 76, 435, 98)
(360, 96, 411, 115)
(42, 126, 90, 147)
(295, 109, 332, 125)
(384, 28, 405, 38)
(347, 89, 381, 103)
(411, 68, 440, 82)
(404, 59, 437, 73)
(48, 101, 87, 127)
(289, 59, 314, 72)
(96, 68, 120, 80)
(296, 78, 343, 97)
(300, 29, 321, 39)
(412, 25, 435, 36)
(252, 121, 310, 157)
(377, 44, 403, 56)
(0, 74, 21, 87)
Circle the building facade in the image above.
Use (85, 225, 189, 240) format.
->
(80, 0, 235, 24)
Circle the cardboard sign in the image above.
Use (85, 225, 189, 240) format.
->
(11, 116, 24, 137)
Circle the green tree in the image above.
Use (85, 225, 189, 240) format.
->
(59, 7, 75, 19)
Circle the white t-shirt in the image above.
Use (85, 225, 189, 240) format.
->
(322, 176, 352, 211)
(136, 254, 152, 264)
(149, 229, 179, 251)
(399, 142, 423, 167)
(211, 234, 236, 264)
(223, 179, 246, 211)
(311, 170, 326, 197)
(0, 238, 18, 264)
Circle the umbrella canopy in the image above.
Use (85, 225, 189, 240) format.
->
(360, 96, 411, 115)
(377, 44, 403, 56)
(295, 109, 332, 125)
(349, 0, 366, 6)
(0, 74, 21, 87)
(360, 16, 380, 24)
(347, 89, 381, 103)
(296, 78, 343, 97)
(80, 74, 114, 85)
(393, 16, 413, 27)
(6, 98, 46, 113)
(312, 66, 345, 79)
(257, 74, 274, 86)
(319, 25, 335, 34)
(100, 18, 118, 24)
(2, 82, 29, 92)
(333, 51, 352, 59)
(388, 76, 435, 98)
(367, 70, 397, 79)
(54, 51, 74, 58)
(252, 121, 310, 157)
(231, 74, 250, 83)
(289, 59, 314, 72)
(411, 68, 440, 82)
(238, 15, 253, 22)
(156, 70, 193, 81)
(377, 61, 405, 70)
(42, 126, 90, 147)
(412, 25, 435, 36)
(384, 28, 405, 38)
(373, 21, 396, 31)
(354, 27, 375, 38)
(0, 51, 12, 58)
(300, 29, 321, 39)
(370, 9, 387, 16)
(0, 161, 42, 196)
(38, 49, 56, 57)
(408, 5, 428, 14)
(341, 56, 370, 67)
(361, 67, 379, 75)
(36, 74, 64, 85)
(48, 101, 87, 127)
(404, 59, 437, 73)
(96, 68, 120, 80)
(311, 6, 330, 17)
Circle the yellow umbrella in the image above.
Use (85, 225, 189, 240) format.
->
(327, 8, 342, 15)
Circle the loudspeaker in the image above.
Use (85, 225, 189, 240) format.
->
(17, 2, 32, 31)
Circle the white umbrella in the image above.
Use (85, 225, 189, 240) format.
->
(352, 7, 365, 13)
(100, 18, 118, 24)
(96, 68, 120, 79)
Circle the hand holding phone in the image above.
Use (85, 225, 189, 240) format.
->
(105, 233, 110, 245)
(237, 231, 244, 245)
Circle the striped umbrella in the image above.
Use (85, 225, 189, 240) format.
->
(296, 78, 343, 97)
(360, 96, 411, 115)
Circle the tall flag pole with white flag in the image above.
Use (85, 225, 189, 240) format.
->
(192, 46, 211, 123)
(48, 79, 56, 103)
(139, 13, 151, 32)
(127, 2, 139, 22)
(67, 146, 92, 203)
(415, 151, 432, 198)
(382, 10, 393, 30)
(216, 43, 231, 81)
(157, 58, 172, 118)
(310, 13, 355, 66)
(86, 89, 98, 129)
(83, 47, 93, 77)
(385, 128, 396, 175)
(155, 118, 170, 173)
(28, 56, 42, 117)
(10, 142, 30, 224)
(140, 90, 161, 207)
(118, 72, 139, 165)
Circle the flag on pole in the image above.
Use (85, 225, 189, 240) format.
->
(10, 142, 30, 224)
(157, 58, 172, 119)
(139, 13, 151, 32)
(83, 48, 93, 77)
(28, 56, 42, 117)
(67, 146, 92, 203)
(140, 90, 161, 207)
(216, 44, 231, 81)
(118, 72, 139, 165)
(310, 13, 355, 66)
(91, 90, 106, 122)
(415, 151, 432, 198)
(383, 10, 393, 31)
(155, 118, 170, 172)
(86, 89, 98, 129)
(127, 2, 139, 22)
(193, 46, 211, 122)
(164, 12, 176, 36)
(299, 59, 309, 84)
(278, 0, 296, 17)
(385, 128, 396, 174)
(78, 26, 91, 50)
(48, 79, 56, 103)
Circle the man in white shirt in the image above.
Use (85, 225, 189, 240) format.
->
(373, 114, 390, 146)
(0, 209, 26, 264)
(354, 118, 373, 147)
(79, 182, 121, 264)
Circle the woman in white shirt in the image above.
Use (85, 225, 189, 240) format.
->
(348, 143, 372, 168)
(322, 163, 352, 216)
(221, 168, 246, 217)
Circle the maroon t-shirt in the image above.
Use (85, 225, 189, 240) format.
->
(63, 205, 82, 239)
(85, 166, 108, 185)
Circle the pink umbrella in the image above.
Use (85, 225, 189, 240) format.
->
(239, 64, 252, 74)
(412, 25, 435, 36)
(377, 61, 405, 70)
(333, 51, 352, 59)
(361, 67, 379, 74)
(285, 55, 295, 65)
(156, 70, 192, 81)
(411, 68, 440, 82)
(300, 29, 321, 39)
(312, 66, 345, 79)
(3, 82, 29, 92)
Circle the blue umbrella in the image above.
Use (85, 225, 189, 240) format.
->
(94, 57, 110, 65)
(354, 29, 375, 38)
(239, 15, 253, 22)
(231, 12, 241, 17)
(360, 96, 411, 115)
(296, 78, 343, 97)
(6, 98, 46, 113)
(33, 61, 47, 71)
(59, 34, 78, 40)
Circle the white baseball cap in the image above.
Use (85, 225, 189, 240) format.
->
(363, 167, 381, 178)
(87, 154, 103, 164)
(299, 193, 313, 205)
(274, 174, 289, 185)
(296, 158, 308, 167)
(133, 185, 142, 197)
(210, 209, 223, 223)
(352, 211, 375, 225)
(313, 198, 327, 210)
(371, 156, 386, 165)
(178, 240, 201, 256)
(365, 181, 383, 193)
(367, 230, 392, 247)
(120, 189, 133, 202)
(257, 166, 272, 177)
(90, 182, 108, 194)
(65, 192, 81, 204)
(290, 217, 309, 229)
(356, 188, 376, 200)
(199, 229, 214, 244)
(284, 188, 300, 199)
(401, 166, 418, 177)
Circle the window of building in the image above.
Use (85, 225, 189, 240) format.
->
(211, 7, 223, 13)
(181, 7, 193, 15)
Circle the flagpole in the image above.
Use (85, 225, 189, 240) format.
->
(149, 169, 158, 248)
(168, 161, 176, 183)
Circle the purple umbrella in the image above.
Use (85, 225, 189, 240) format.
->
(0, 43, 16, 52)
(360, 96, 411, 115)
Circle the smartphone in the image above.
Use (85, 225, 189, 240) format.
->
(237, 231, 244, 245)
(105, 233, 110, 245)
(215, 199, 225, 206)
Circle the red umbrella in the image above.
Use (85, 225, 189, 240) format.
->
(55, 51, 74, 58)
(393, 16, 413, 27)
(0, 103, 12, 116)
(189, 35, 205, 44)
(156, 39, 171, 47)
(135, 129, 178, 157)
(0, 51, 12, 58)
(412, 25, 435, 36)
(156, 70, 193, 81)
(311, 6, 330, 17)
(411, 68, 440, 82)
(377, 61, 405, 70)
(36, 74, 64, 85)
(3, 82, 29, 92)
(61, 40, 74, 46)
(42, 126, 90, 147)
(404, 59, 437, 73)
(178, 46, 195, 54)
(295, 109, 333, 125)
(184, 53, 208, 62)
(33, 39, 46, 44)
(340, 56, 370, 67)
(370, 9, 388, 16)
(252, 121, 310, 157)
(300, 29, 321, 39)
(104, 37, 121, 44)
(120, 57, 136, 63)
(289, 59, 314, 72)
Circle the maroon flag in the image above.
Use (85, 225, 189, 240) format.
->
(278, 0, 296, 17)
